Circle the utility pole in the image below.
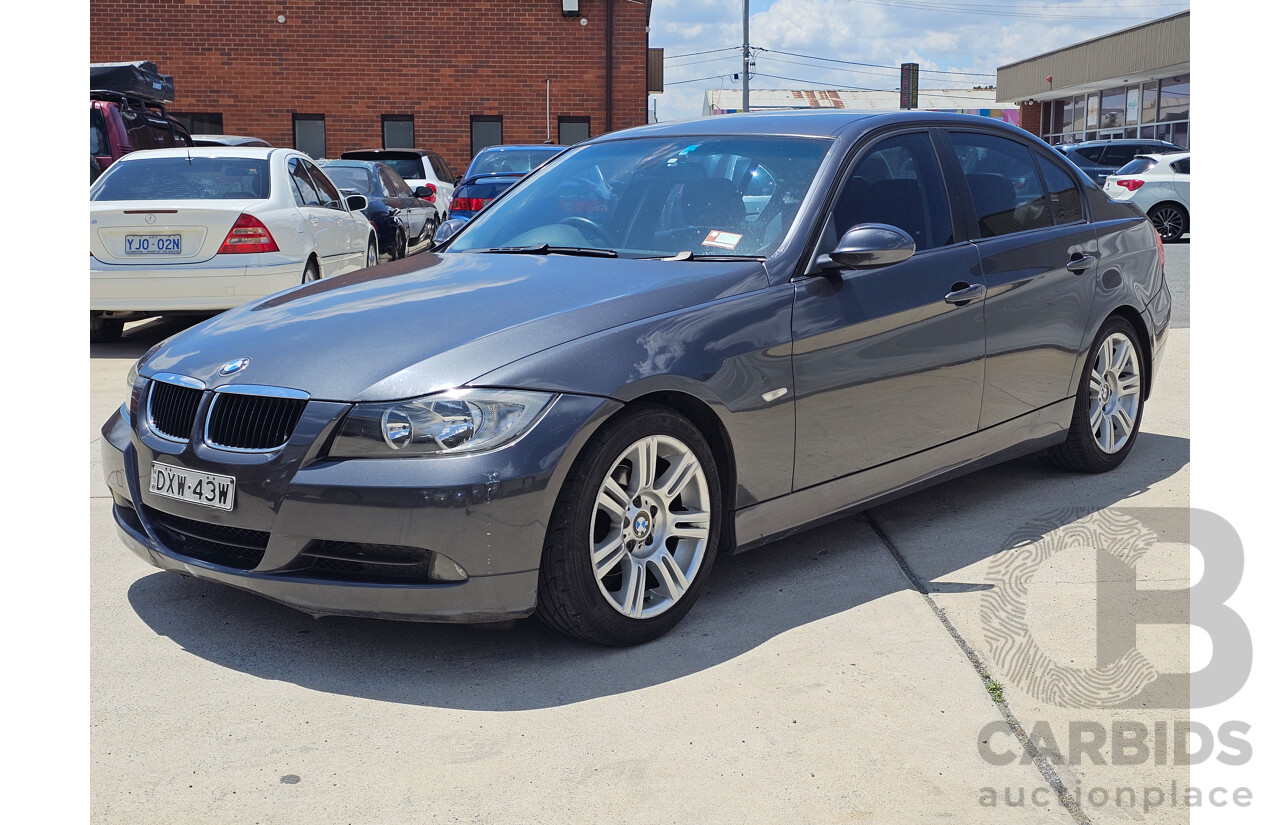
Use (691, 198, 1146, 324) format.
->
(742, 0, 750, 112)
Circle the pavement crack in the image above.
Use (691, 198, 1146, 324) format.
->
(864, 511, 1092, 825)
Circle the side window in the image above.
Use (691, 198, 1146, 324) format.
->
(377, 168, 398, 198)
(1034, 154, 1084, 225)
(430, 154, 452, 182)
(1171, 158, 1190, 174)
(1073, 145, 1106, 163)
(391, 173, 414, 199)
(829, 132, 953, 252)
(305, 160, 344, 209)
(288, 158, 321, 207)
(1100, 145, 1138, 166)
(948, 131, 1052, 238)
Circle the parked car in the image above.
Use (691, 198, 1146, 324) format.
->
(446, 145, 565, 223)
(91, 62, 193, 181)
(90, 146, 377, 342)
(1055, 138, 1184, 184)
(1102, 152, 1190, 242)
(461, 144, 562, 181)
(101, 111, 1170, 645)
(318, 159, 440, 259)
(192, 134, 273, 147)
(446, 173, 524, 223)
(340, 149, 457, 219)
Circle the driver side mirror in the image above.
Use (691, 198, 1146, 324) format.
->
(415, 184, 436, 202)
(821, 223, 915, 270)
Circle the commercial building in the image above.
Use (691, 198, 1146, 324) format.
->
(997, 10, 1189, 147)
(702, 88, 1019, 126)
(89, 0, 656, 172)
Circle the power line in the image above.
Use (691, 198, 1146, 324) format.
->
(760, 48, 995, 78)
(662, 46, 740, 60)
(844, 0, 1180, 20)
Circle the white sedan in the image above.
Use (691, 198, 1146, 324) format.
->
(1102, 151, 1190, 242)
(90, 147, 378, 342)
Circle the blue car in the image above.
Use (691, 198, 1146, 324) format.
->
(317, 159, 439, 260)
(447, 145, 565, 223)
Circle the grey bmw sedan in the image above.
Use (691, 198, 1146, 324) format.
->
(101, 111, 1172, 645)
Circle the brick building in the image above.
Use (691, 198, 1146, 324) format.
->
(89, 0, 653, 173)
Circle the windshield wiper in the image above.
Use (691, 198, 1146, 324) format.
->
(478, 243, 617, 258)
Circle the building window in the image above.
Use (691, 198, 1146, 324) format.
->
(382, 115, 414, 149)
(293, 114, 326, 159)
(1158, 75, 1189, 123)
(470, 115, 503, 157)
(1099, 87, 1125, 130)
(558, 116, 590, 146)
(171, 112, 223, 135)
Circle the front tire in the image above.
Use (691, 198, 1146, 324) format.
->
(536, 405, 721, 645)
(1046, 316, 1146, 473)
(366, 237, 379, 268)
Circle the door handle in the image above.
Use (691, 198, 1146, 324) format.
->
(944, 283, 986, 305)
(1066, 253, 1096, 273)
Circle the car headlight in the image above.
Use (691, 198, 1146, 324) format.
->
(329, 389, 556, 458)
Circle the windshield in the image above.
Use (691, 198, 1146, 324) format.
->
(468, 148, 560, 177)
(449, 136, 831, 258)
(91, 157, 271, 200)
(322, 165, 378, 195)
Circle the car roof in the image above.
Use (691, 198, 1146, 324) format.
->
(475, 144, 561, 152)
(318, 158, 384, 169)
(191, 134, 272, 146)
(342, 148, 431, 157)
(459, 173, 524, 185)
(111, 146, 281, 160)
(1061, 138, 1182, 148)
(587, 110, 1030, 142)
(1134, 151, 1191, 162)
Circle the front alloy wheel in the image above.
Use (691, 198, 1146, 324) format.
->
(590, 435, 712, 619)
(537, 406, 721, 645)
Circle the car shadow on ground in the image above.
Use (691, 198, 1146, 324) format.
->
(90, 315, 211, 359)
(124, 429, 1188, 711)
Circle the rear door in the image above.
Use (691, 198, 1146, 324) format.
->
(289, 157, 346, 271)
(304, 159, 365, 272)
(941, 130, 1099, 429)
(791, 129, 986, 488)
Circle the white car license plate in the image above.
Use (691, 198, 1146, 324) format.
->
(149, 462, 235, 511)
(126, 234, 181, 254)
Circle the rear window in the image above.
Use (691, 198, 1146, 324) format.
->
(469, 149, 560, 176)
(1115, 158, 1157, 176)
(344, 152, 424, 180)
(322, 165, 378, 195)
(91, 157, 271, 200)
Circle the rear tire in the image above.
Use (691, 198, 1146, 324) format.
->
(1046, 316, 1145, 473)
(302, 258, 320, 284)
(536, 405, 721, 646)
(1147, 203, 1187, 242)
(394, 229, 407, 260)
(89, 313, 123, 343)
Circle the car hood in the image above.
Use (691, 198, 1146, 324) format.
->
(141, 251, 770, 401)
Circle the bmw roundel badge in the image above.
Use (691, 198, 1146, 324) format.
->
(219, 357, 251, 376)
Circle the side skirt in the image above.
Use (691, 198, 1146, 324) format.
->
(732, 398, 1074, 554)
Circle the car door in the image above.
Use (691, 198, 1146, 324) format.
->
(791, 130, 987, 489)
(941, 130, 1099, 429)
(303, 159, 363, 273)
(382, 166, 423, 238)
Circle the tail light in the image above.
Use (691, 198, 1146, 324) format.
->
(421, 184, 436, 203)
(449, 196, 493, 213)
(218, 213, 279, 254)
(1115, 179, 1145, 191)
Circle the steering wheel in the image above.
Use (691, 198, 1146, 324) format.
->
(558, 216, 608, 244)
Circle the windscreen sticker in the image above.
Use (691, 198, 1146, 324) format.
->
(702, 230, 743, 250)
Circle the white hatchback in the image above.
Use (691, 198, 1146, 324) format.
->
(90, 147, 378, 342)
(1102, 152, 1190, 242)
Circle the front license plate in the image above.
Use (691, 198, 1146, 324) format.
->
(149, 462, 235, 511)
(125, 234, 181, 254)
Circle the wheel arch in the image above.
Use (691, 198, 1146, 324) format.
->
(599, 390, 740, 552)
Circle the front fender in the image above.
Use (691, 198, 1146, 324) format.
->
(471, 284, 798, 508)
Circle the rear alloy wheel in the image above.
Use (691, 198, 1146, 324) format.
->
(537, 406, 721, 645)
(1148, 203, 1187, 242)
(302, 259, 320, 284)
(394, 230, 407, 260)
(1047, 317, 1145, 472)
(419, 217, 437, 246)
(367, 237, 379, 268)
(89, 313, 123, 344)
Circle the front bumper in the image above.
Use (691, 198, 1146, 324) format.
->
(101, 391, 621, 622)
(90, 256, 307, 313)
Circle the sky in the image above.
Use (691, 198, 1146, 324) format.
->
(648, 0, 1193, 120)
